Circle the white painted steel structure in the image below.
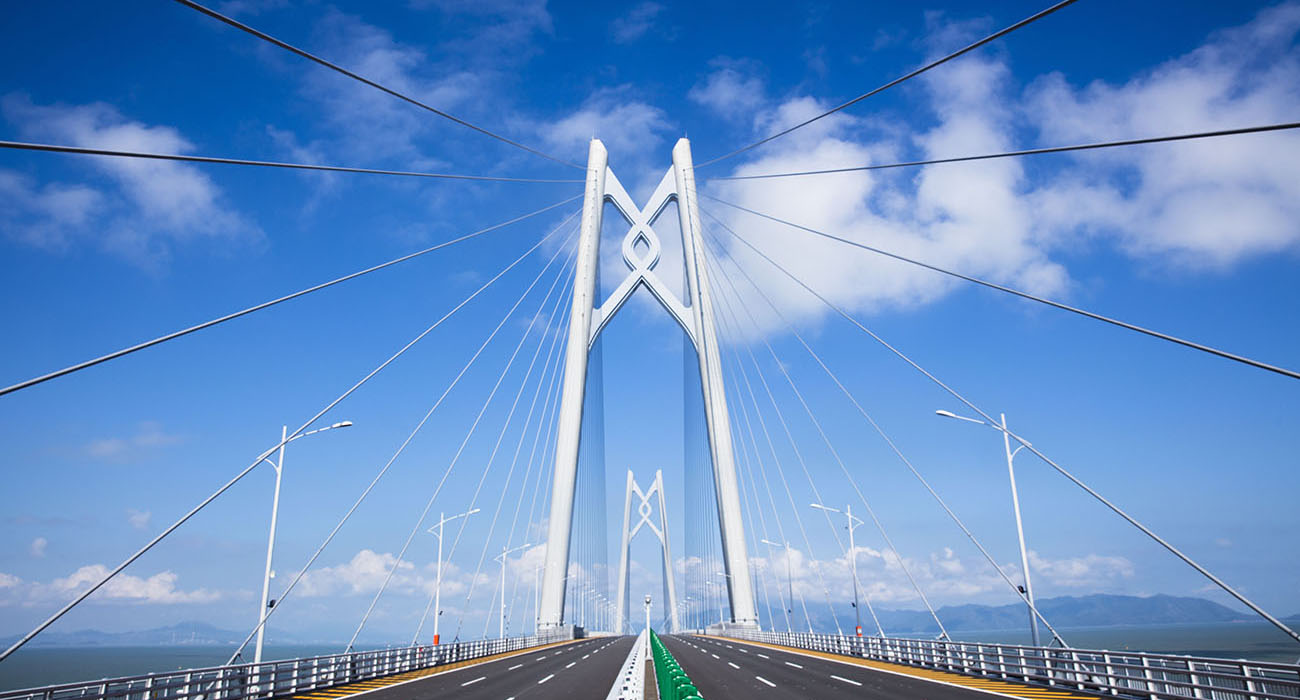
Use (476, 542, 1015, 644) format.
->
(538, 138, 758, 630)
(614, 470, 680, 633)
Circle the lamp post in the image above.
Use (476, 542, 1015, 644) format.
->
(761, 538, 794, 632)
(254, 421, 352, 666)
(811, 502, 865, 637)
(936, 409, 1040, 647)
(713, 572, 731, 625)
(495, 543, 531, 638)
(427, 508, 480, 645)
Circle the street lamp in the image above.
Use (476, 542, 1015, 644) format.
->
(936, 408, 1040, 647)
(254, 421, 352, 665)
(761, 538, 794, 632)
(428, 508, 480, 645)
(713, 572, 732, 625)
(494, 543, 531, 638)
(811, 503, 865, 637)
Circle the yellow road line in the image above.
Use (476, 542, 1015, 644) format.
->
(279, 638, 584, 700)
(700, 636, 1101, 700)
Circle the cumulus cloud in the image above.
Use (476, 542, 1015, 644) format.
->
(704, 4, 1300, 338)
(0, 95, 260, 267)
(0, 566, 221, 606)
(30, 537, 47, 558)
(689, 59, 766, 122)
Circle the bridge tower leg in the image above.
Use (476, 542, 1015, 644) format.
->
(615, 470, 681, 633)
(537, 137, 758, 631)
(538, 139, 607, 630)
(673, 139, 758, 628)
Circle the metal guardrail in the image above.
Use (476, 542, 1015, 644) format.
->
(0, 630, 574, 700)
(721, 630, 1300, 700)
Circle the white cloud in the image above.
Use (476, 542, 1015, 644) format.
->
(1028, 551, 1135, 588)
(541, 88, 673, 164)
(706, 4, 1300, 338)
(1, 95, 260, 268)
(689, 59, 766, 123)
(30, 537, 47, 558)
(0, 566, 220, 606)
(126, 509, 152, 531)
(611, 2, 667, 44)
(84, 422, 184, 462)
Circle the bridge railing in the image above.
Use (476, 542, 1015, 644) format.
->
(719, 630, 1300, 700)
(0, 629, 574, 700)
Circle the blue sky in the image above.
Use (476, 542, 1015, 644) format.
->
(1, 0, 1297, 651)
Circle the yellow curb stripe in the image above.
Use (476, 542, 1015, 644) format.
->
(280, 638, 583, 700)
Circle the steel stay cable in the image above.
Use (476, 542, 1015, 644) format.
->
(696, 0, 1080, 168)
(0, 208, 573, 666)
(721, 322, 819, 634)
(344, 228, 577, 651)
(709, 263, 870, 638)
(222, 212, 577, 665)
(702, 234, 950, 639)
(708, 121, 1300, 180)
(704, 193, 1300, 382)
(408, 274, 572, 644)
(440, 252, 577, 638)
(731, 403, 782, 632)
(701, 208, 1074, 644)
(502, 328, 569, 633)
(0, 140, 584, 183)
(725, 336, 808, 633)
(0, 195, 580, 399)
(710, 207, 1300, 649)
(171, 0, 581, 170)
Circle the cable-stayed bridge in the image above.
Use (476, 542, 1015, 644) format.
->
(2, 1, 1299, 699)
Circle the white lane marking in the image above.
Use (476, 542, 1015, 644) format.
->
(460, 676, 486, 687)
(728, 662, 740, 669)
(784, 661, 803, 669)
(757, 653, 770, 659)
(566, 662, 576, 668)
(832, 675, 863, 686)
(538, 674, 554, 684)
(537, 655, 547, 660)
(756, 676, 776, 687)
(726, 645, 734, 649)
(711, 654, 720, 659)
(738, 648, 749, 653)
(508, 664, 524, 670)
(583, 654, 590, 659)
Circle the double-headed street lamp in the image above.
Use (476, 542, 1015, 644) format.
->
(255, 421, 353, 665)
(760, 538, 794, 632)
(810, 502, 865, 637)
(494, 543, 531, 638)
(427, 508, 480, 645)
(937, 409, 1040, 647)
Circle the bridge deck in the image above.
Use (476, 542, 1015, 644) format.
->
(666, 635, 1104, 700)
(283, 636, 631, 700)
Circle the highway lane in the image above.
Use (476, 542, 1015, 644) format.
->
(296, 635, 633, 700)
(662, 634, 1091, 700)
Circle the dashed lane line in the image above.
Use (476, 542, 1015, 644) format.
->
(755, 676, 776, 687)
(784, 662, 802, 669)
(698, 636, 1101, 700)
(566, 662, 576, 668)
(538, 674, 555, 684)
(285, 638, 586, 700)
(508, 664, 524, 670)
(460, 677, 486, 687)
(728, 662, 740, 669)
(832, 675, 863, 686)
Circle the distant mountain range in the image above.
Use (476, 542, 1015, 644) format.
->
(4, 595, 1295, 647)
(2, 621, 254, 648)
(795, 594, 1291, 635)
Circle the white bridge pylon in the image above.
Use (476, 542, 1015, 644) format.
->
(538, 138, 759, 631)
(615, 470, 679, 633)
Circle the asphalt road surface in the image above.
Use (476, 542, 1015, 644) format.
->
(663, 634, 1025, 700)
(350, 635, 633, 700)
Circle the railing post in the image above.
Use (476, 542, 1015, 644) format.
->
(1141, 654, 1158, 700)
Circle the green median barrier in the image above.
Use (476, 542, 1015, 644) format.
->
(648, 630, 705, 700)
